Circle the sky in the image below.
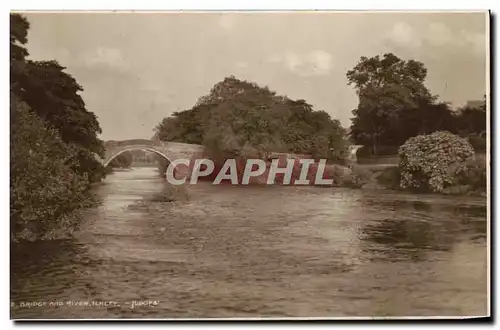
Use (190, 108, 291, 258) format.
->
(23, 12, 488, 140)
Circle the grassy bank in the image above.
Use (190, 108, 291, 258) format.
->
(340, 160, 487, 196)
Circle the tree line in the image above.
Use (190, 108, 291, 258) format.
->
(347, 53, 486, 156)
(154, 76, 348, 163)
(155, 54, 486, 164)
(10, 14, 105, 241)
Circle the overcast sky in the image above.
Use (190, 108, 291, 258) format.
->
(23, 12, 487, 140)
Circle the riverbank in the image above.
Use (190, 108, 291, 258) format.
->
(158, 153, 486, 196)
(351, 164, 487, 197)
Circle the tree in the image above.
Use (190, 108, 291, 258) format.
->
(455, 97, 487, 137)
(10, 14, 30, 95)
(11, 95, 91, 241)
(155, 106, 205, 144)
(10, 14, 105, 181)
(347, 53, 436, 154)
(452, 96, 487, 152)
(154, 76, 347, 162)
(10, 13, 104, 241)
(10, 14, 30, 62)
(398, 99, 457, 140)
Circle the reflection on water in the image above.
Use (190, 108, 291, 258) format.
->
(11, 168, 488, 318)
(361, 199, 486, 262)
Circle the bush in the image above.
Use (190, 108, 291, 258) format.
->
(457, 158, 487, 192)
(10, 97, 91, 242)
(468, 135, 487, 152)
(398, 131, 475, 193)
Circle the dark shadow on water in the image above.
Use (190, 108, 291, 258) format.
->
(361, 218, 447, 262)
(10, 240, 90, 311)
(410, 200, 432, 212)
(11, 240, 87, 273)
(359, 197, 487, 262)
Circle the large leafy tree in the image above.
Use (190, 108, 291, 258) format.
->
(11, 95, 91, 241)
(347, 53, 438, 154)
(455, 97, 487, 137)
(453, 96, 487, 152)
(10, 14, 30, 94)
(10, 14, 29, 62)
(10, 13, 104, 180)
(10, 13, 104, 241)
(155, 76, 347, 161)
(397, 98, 457, 141)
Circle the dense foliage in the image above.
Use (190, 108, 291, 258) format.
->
(398, 131, 475, 192)
(11, 15, 104, 180)
(155, 76, 347, 162)
(10, 14, 104, 241)
(457, 158, 487, 192)
(10, 96, 93, 241)
(456, 99, 487, 152)
(347, 53, 487, 155)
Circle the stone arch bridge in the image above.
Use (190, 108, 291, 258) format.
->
(101, 139, 205, 167)
(100, 139, 364, 168)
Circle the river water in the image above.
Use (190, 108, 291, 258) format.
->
(11, 167, 488, 319)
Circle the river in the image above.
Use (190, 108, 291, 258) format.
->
(10, 167, 488, 319)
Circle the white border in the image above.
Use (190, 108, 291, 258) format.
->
(2, 1, 495, 329)
(4, 1, 496, 11)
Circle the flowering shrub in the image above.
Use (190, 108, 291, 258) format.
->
(398, 131, 475, 192)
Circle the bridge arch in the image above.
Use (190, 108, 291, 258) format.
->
(103, 146, 173, 168)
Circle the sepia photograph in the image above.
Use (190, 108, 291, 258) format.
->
(9, 10, 490, 320)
